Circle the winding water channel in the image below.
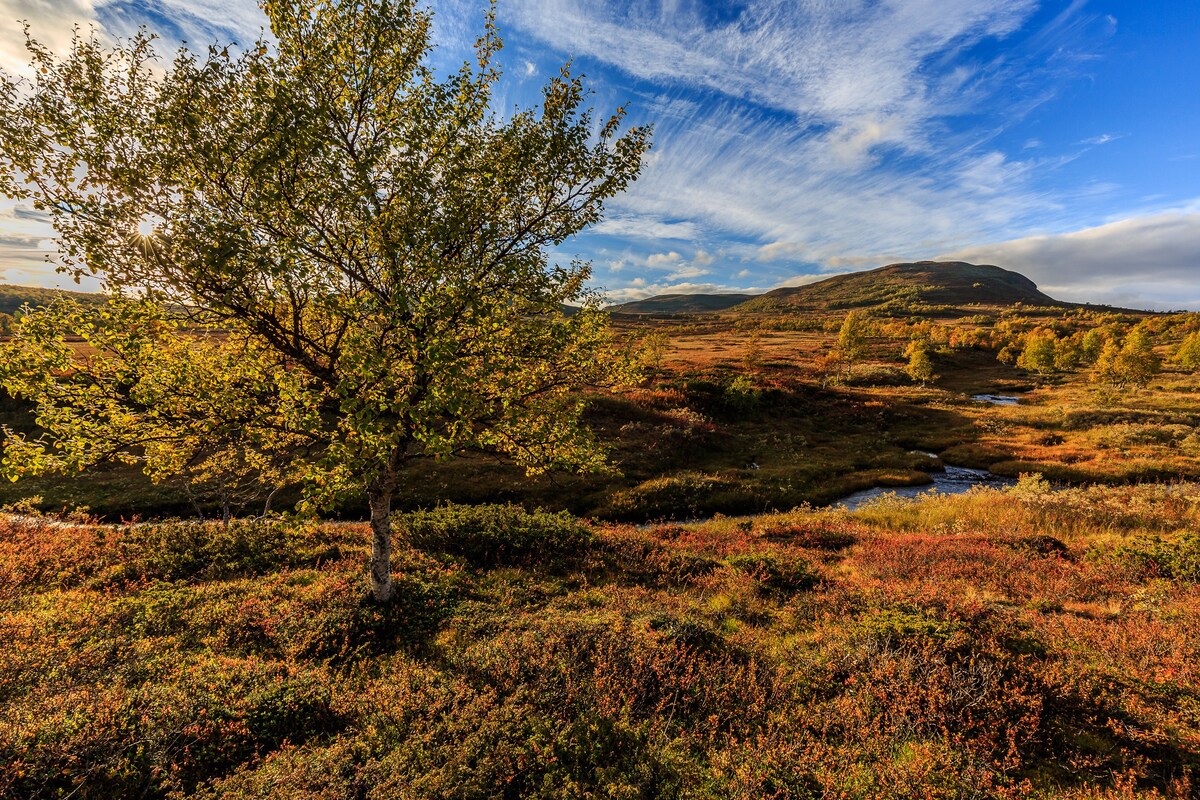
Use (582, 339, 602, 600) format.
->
(972, 394, 1022, 406)
(834, 394, 1022, 509)
(834, 465, 1017, 511)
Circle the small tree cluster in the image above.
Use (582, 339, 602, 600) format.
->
(637, 330, 671, 374)
(1016, 331, 1057, 376)
(1004, 326, 1118, 376)
(1091, 327, 1161, 389)
(903, 339, 938, 386)
(832, 311, 871, 380)
(1175, 332, 1200, 372)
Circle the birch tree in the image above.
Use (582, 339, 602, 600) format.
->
(0, 0, 650, 601)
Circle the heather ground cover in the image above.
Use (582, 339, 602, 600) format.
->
(3, 482, 1197, 798)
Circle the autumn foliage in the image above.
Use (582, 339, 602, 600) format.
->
(2, 483, 1198, 798)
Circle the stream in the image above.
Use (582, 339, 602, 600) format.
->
(835, 465, 1017, 511)
(831, 393, 1024, 510)
(972, 394, 1022, 406)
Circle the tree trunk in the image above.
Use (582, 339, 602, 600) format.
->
(368, 488, 395, 603)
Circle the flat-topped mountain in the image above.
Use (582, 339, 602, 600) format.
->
(610, 292, 755, 315)
(736, 261, 1059, 312)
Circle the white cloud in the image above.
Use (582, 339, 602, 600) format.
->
(665, 264, 709, 280)
(505, 0, 1038, 135)
(940, 211, 1200, 310)
(96, 0, 265, 46)
(506, 0, 1115, 285)
(756, 241, 807, 262)
(0, 0, 98, 77)
(646, 250, 683, 267)
(1081, 133, 1124, 146)
(1, 0, 268, 77)
(600, 101, 1056, 272)
(825, 254, 901, 269)
(591, 216, 701, 240)
(771, 271, 852, 289)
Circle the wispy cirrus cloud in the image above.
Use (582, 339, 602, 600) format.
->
(505, 0, 1037, 129)
(94, 0, 265, 47)
(5, 0, 1192, 311)
(602, 101, 1059, 269)
(591, 215, 701, 241)
(0, 0, 267, 76)
(492, 0, 1123, 300)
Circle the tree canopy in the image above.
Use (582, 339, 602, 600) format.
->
(1091, 327, 1161, 389)
(903, 339, 937, 386)
(834, 310, 871, 378)
(1017, 331, 1057, 376)
(0, 0, 651, 601)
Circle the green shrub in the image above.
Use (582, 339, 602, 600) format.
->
(607, 473, 762, 520)
(1000, 534, 1072, 559)
(595, 532, 721, 588)
(1107, 533, 1200, 582)
(115, 520, 314, 583)
(762, 523, 857, 551)
(850, 608, 961, 646)
(294, 571, 458, 661)
(1094, 423, 1193, 449)
(722, 375, 761, 415)
(725, 552, 817, 595)
(400, 503, 594, 569)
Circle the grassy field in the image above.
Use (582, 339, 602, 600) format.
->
(2, 483, 1197, 798)
(4, 294, 1200, 797)
(5, 303, 1198, 522)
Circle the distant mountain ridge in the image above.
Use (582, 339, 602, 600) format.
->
(0, 284, 103, 316)
(610, 292, 754, 314)
(739, 261, 1059, 312)
(0, 262, 1097, 321)
(612, 261, 1064, 315)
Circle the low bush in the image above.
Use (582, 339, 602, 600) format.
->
(725, 552, 818, 594)
(761, 523, 858, 551)
(0, 516, 336, 597)
(4, 485, 1200, 798)
(605, 473, 763, 520)
(1102, 533, 1200, 583)
(401, 503, 594, 569)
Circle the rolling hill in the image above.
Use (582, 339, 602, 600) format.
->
(608, 262, 1066, 316)
(0, 284, 103, 316)
(735, 261, 1060, 313)
(610, 292, 755, 314)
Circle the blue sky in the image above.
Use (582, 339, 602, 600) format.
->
(1, 0, 1198, 309)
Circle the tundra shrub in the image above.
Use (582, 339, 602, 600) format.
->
(118, 521, 312, 582)
(725, 552, 818, 594)
(400, 503, 594, 568)
(1098, 533, 1200, 582)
